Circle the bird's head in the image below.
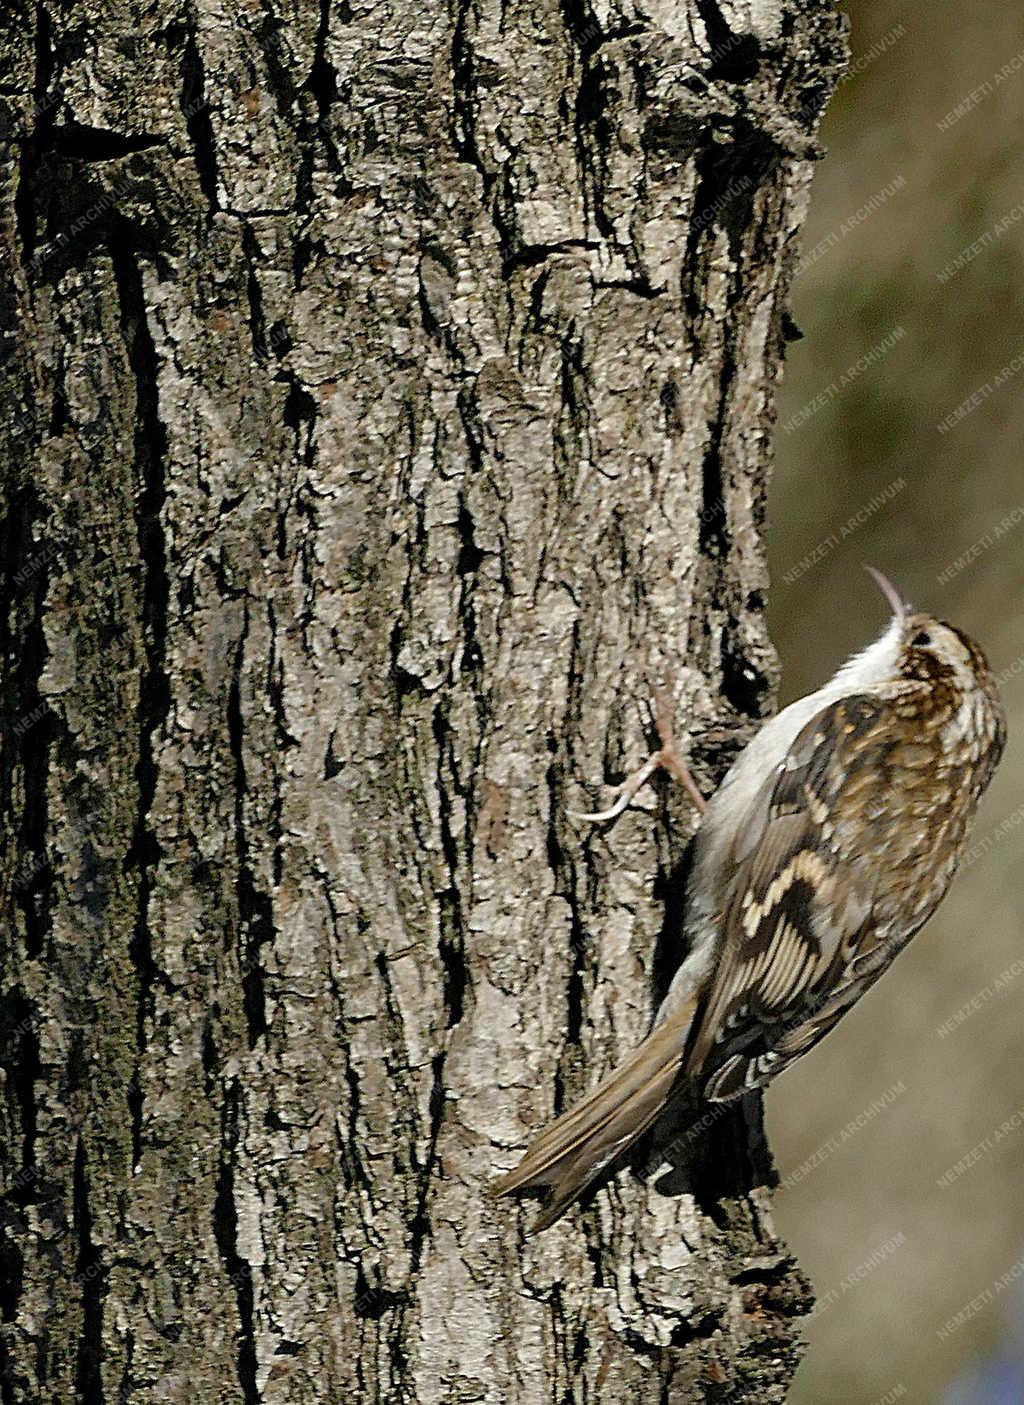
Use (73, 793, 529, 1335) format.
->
(864, 566, 997, 695)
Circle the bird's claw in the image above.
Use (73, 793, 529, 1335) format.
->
(569, 708, 708, 823)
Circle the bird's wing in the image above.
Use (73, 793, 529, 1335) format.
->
(684, 692, 895, 1098)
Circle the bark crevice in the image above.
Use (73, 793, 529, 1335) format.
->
(111, 232, 171, 1169)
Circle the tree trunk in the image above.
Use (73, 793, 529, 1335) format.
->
(0, 2, 847, 1401)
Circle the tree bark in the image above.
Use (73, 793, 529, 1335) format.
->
(0, 2, 846, 1401)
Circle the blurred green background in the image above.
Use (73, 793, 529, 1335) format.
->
(765, 2, 1024, 1401)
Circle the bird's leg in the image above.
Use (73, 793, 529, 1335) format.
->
(570, 686, 708, 822)
(650, 685, 708, 816)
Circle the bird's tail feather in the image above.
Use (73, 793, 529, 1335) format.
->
(494, 996, 698, 1232)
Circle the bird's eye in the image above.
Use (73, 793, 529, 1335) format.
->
(911, 631, 931, 647)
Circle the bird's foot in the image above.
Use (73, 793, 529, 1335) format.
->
(570, 686, 708, 822)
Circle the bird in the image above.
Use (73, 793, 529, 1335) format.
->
(495, 568, 1006, 1232)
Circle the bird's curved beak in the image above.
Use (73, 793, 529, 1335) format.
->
(864, 565, 910, 623)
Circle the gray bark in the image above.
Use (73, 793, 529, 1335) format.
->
(0, 1, 846, 1400)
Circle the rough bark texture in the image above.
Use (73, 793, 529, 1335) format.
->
(0, 2, 846, 1401)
